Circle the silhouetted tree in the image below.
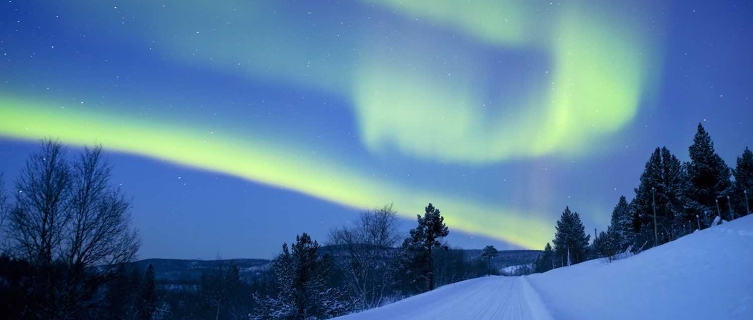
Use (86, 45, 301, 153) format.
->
(632, 147, 686, 245)
(733, 147, 753, 216)
(399, 203, 449, 292)
(201, 260, 246, 320)
(480, 245, 498, 276)
(0, 173, 7, 237)
(105, 263, 139, 320)
(253, 233, 349, 319)
(6, 140, 140, 319)
(138, 264, 157, 320)
(608, 196, 634, 252)
(327, 205, 400, 310)
(685, 124, 732, 226)
(553, 207, 590, 265)
(534, 243, 555, 273)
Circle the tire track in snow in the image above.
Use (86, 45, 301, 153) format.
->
(336, 276, 554, 320)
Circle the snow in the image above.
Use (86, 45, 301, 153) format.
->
(335, 276, 553, 320)
(335, 215, 753, 320)
(500, 263, 532, 275)
(529, 214, 753, 320)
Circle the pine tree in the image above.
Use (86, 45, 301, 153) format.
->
(592, 231, 616, 260)
(400, 203, 449, 292)
(480, 245, 498, 276)
(535, 243, 554, 273)
(633, 147, 687, 245)
(253, 233, 350, 319)
(608, 196, 633, 252)
(552, 207, 590, 265)
(138, 264, 157, 320)
(685, 124, 732, 226)
(733, 147, 753, 215)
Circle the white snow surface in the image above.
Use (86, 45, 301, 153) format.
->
(335, 215, 753, 320)
(528, 214, 753, 320)
(335, 276, 553, 320)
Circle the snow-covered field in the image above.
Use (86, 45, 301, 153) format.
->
(529, 214, 753, 320)
(337, 215, 753, 320)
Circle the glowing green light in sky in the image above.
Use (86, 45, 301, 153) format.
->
(0, 96, 552, 248)
(0, 0, 664, 248)
(48, 0, 660, 164)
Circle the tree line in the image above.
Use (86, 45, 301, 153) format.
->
(0, 140, 495, 320)
(534, 123, 752, 273)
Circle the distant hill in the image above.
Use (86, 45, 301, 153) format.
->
(128, 258, 270, 284)
(130, 248, 541, 285)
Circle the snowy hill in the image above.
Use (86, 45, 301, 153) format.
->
(528, 214, 753, 320)
(336, 215, 753, 320)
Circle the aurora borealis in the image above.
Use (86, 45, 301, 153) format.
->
(1, 0, 752, 258)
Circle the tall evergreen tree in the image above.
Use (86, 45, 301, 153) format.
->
(685, 124, 732, 225)
(733, 147, 753, 215)
(608, 196, 633, 252)
(253, 233, 349, 319)
(480, 245, 498, 276)
(552, 207, 590, 265)
(534, 243, 554, 273)
(138, 264, 157, 320)
(633, 147, 687, 245)
(400, 203, 449, 292)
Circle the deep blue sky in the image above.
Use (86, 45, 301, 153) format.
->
(0, 0, 751, 259)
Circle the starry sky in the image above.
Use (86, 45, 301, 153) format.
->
(1, 0, 751, 259)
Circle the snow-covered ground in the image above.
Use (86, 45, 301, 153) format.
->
(500, 263, 533, 275)
(336, 215, 753, 320)
(529, 214, 753, 320)
(335, 276, 553, 320)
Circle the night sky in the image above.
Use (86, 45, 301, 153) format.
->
(1, 1, 751, 259)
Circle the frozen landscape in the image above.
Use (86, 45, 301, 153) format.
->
(337, 214, 753, 320)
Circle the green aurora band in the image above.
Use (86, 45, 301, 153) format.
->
(0, 0, 663, 248)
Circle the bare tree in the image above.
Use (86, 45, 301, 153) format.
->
(9, 139, 73, 267)
(63, 145, 140, 315)
(328, 204, 400, 310)
(6, 140, 140, 319)
(0, 173, 8, 240)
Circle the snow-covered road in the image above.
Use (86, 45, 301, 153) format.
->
(335, 276, 553, 320)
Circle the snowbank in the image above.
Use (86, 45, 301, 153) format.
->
(528, 214, 753, 320)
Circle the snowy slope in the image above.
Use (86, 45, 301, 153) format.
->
(529, 214, 753, 320)
(336, 215, 753, 320)
(335, 276, 553, 320)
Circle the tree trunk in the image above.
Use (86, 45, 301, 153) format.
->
(215, 299, 221, 320)
(428, 246, 434, 291)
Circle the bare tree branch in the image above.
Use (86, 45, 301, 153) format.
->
(5, 140, 141, 319)
(327, 204, 400, 310)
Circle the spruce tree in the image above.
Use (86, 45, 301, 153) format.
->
(685, 124, 732, 226)
(552, 207, 590, 265)
(608, 196, 633, 252)
(255, 233, 349, 319)
(633, 147, 686, 245)
(535, 243, 554, 273)
(138, 264, 157, 320)
(733, 147, 753, 215)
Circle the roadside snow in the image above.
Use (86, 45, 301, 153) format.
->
(334, 215, 753, 320)
(529, 214, 753, 320)
(335, 276, 553, 320)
